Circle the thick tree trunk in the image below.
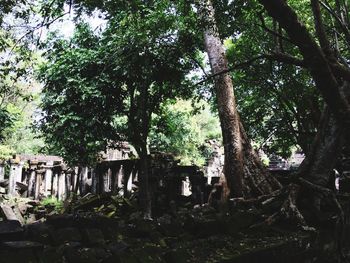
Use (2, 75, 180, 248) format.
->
(296, 107, 344, 215)
(298, 107, 343, 187)
(199, 0, 281, 198)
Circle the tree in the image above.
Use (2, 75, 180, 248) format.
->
(197, 0, 281, 199)
(39, 2, 199, 217)
(257, 0, 350, 213)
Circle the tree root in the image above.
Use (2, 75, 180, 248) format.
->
(299, 177, 346, 260)
(249, 184, 310, 229)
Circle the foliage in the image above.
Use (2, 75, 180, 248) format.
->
(149, 100, 221, 165)
(40, 196, 63, 213)
(0, 144, 15, 160)
(0, 1, 54, 157)
(212, 1, 322, 157)
(38, 1, 201, 165)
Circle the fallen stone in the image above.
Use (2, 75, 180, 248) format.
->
(13, 206, 25, 225)
(163, 248, 191, 263)
(16, 182, 28, 192)
(17, 202, 29, 215)
(0, 220, 23, 241)
(25, 213, 37, 224)
(0, 204, 21, 224)
(25, 222, 55, 244)
(47, 214, 75, 228)
(0, 179, 8, 187)
(106, 241, 129, 255)
(1, 240, 43, 250)
(54, 227, 82, 244)
(42, 246, 64, 263)
(0, 186, 6, 194)
(82, 228, 105, 246)
(64, 247, 99, 263)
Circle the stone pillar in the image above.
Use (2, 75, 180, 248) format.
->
(103, 167, 111, 193)
(58, 167, 66, 200)
(44, 161, 53, 196)
(124, 163, 136, 197)
(35, 170, 44, 200)
(91, 168, 97, 194)
(117, 166, 123, 190)
(111, 165, 119, 194)
(0, 161, 5, 181)
(65, 170, 72, 198)
(79, 167, 89, 195)
(8, 158, 21, 196)
(16, 161, 24, 184)
(52, 166, 59, 198)
(28, 160, 38, 198)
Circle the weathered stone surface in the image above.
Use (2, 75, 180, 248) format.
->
(106, 241, 129, 255)
(0, 179, 8, 187)
(42, 246, 65, 263)
(0, 220, 23, 241)
(13, 206, 25, 225)
(0, 204, 20, 223)
(1, 240, 43, 249)
(54, 227, 82, 244)
(62, 246, 112, 263)
(82, 228, 105, 246)
(163, 248, 191, 263)
(25, 222, 55, 244)
(47, 214, 75, 228)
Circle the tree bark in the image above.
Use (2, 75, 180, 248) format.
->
(137, 144, 152, 219)
(198, 0, 281, 198)
(130, 83, 152, 218)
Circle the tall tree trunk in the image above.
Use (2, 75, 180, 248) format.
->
(137, 143, 152, 219)
(129, 83, 152, 218)
(198, 0, 281, 198)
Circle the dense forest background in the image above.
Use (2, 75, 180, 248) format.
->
(1, 0, 350, 222)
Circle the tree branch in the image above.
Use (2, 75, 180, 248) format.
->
(330, 62, 350, 82)
(193, 53, 305, 87)
(319, 1, 350, 46)
(257, 10, 293, 44)
(311, 0, 333, 55)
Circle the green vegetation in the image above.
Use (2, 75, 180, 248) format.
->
(0, 0, 349, 222)
(150, 100, 221, 165)
(40, 196, 63, 213)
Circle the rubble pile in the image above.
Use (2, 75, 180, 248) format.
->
(0, 195, 61, 226)
(0, 193, 321, 263)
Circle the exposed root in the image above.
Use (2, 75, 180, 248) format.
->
(250, 184, 308, 229)
(299, 177, 347, 260)
(230, 188, 285, 207)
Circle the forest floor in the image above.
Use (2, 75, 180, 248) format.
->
(0, 193, 345, 263)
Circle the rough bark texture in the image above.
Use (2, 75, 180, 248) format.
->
(138, 146, 151, 219)
(298, 107, 343, 186)
(199, 0, 281, 198)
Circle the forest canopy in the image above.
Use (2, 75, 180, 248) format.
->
(0, 0, 349, 216)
